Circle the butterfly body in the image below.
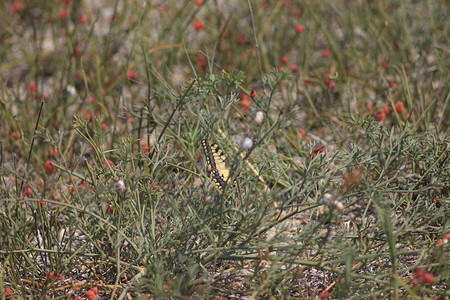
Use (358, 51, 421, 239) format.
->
(201, 139, 235, 190)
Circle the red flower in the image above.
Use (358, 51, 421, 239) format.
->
(63, 0, 71, 6)
(193, 20, 204, 31)
(314, 145, 325, 153)
(422, 272, 435, 284)
(89, 97, 96, 103)
(12, 2, 24, 12)
(365, 103, 373, 111)
(80, 14, 87, 23)
(45, 160, 55, 173)
(240, 94, 251, 110)
(22, 186, 32, 197)
(389, 81, 397, 88)
(293, 9, 303, 17)
(4, 287, 12, 297)
(91, 287, 99, 295)
(414, 268, 425, 278)
(195, 0, 203, 5)
(103, 160, 114, 168)
(375, 111, 386, 121)
(127, 70, 138, 80)
(236, 35, 246, 44)
(126, 114, 134, 123)
(198, 55, 207, 68)
(86, 290, 96, 300)
(101, 123, 107, 130)
(50, 146, 59, 158)
(318, 291, 330, 299)
(295, 24, 304, 33)
(250, 90, 257, 98)
(141, 143, 153, 155)
(381, 60, 387, 68)
(322, 49, 331, 58)
(59, 8, 69, 20)
(289, 64, 298, 73)
(411, 278, 419, 286)
(312, 145, 324, 159)
(394, 101, 405, 113)
(12, 132, 20, 140)
(281, 56, 288, 64)
(277, 66, 283, 73)
(299, 129, 306, 137)
(73, 45, 82, 58)
(47, 271, 55, 279)
(29, 81, 37, 93)
(328, 80, 337, 89)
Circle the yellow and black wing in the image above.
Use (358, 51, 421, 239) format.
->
(201, 139, 235, 190)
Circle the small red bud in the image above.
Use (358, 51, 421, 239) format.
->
(422, 272, 435, 284)
(193, 20, 204, 31)
(80, 14, 88, 23)
(295, 24, 304, 33)
(45, 160, 55, 173)
(59, 8, 68, 20)
(394, 101, 405, 113)
(322, 49, 331, 58)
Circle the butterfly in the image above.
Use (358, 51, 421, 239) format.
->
(201, 139, 236, 191)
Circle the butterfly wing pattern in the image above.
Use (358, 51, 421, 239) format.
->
(201, 139, 235, 191)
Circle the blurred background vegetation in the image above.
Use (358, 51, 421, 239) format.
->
(0, 0, 448, 298)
